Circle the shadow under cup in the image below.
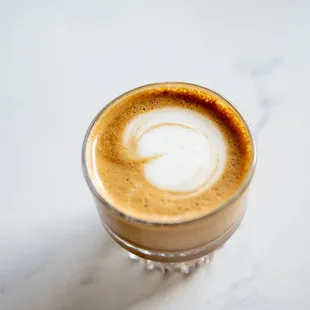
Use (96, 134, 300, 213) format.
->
(82, 82, 257, 264)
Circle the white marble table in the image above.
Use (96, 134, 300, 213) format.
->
(1, 1, 309, 309)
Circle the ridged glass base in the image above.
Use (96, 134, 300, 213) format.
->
(127, 251, 215, 275)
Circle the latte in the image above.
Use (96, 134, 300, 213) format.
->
(85, 83, 252, 223)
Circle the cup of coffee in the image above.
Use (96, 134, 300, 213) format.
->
(82, 82, 257, 273)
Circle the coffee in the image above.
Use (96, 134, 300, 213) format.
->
(83, 83, 256, 260)
(86, 84, 251, 223)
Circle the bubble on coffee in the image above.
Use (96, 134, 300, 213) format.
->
(123, 107, 226, 197)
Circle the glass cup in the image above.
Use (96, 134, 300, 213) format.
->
(82, 82, 257, 274)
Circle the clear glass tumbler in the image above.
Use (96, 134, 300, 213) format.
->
(82, 82, 257, 274)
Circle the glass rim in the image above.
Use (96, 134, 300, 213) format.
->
(81, 82, 257, 227)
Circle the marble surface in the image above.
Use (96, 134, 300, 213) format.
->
(0, 1, 309, 309)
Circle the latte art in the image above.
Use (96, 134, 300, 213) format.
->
(84, 82, 255, 261)
(86, 84, 252, 222)
(123, 107, 227, 196)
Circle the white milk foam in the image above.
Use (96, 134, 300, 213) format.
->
(123, 107, 227, 196)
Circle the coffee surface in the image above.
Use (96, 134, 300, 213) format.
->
(86, 84, 252, 223)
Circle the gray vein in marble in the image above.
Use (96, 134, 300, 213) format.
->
(204, 276, 268, 310)
(246, 58, 283, 77)
(118, 281, 169, 310)
(239, 58, 283, 138)
(0, 263, 42, 295)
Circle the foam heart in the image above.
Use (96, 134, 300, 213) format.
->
(123, 107, 227, 196)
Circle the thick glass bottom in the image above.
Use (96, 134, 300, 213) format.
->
(127, 250, 217, 274)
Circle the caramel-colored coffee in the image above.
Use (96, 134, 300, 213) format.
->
(86, 84, 252, 223)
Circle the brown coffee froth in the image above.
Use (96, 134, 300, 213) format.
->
(86, 84, 252, 223)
